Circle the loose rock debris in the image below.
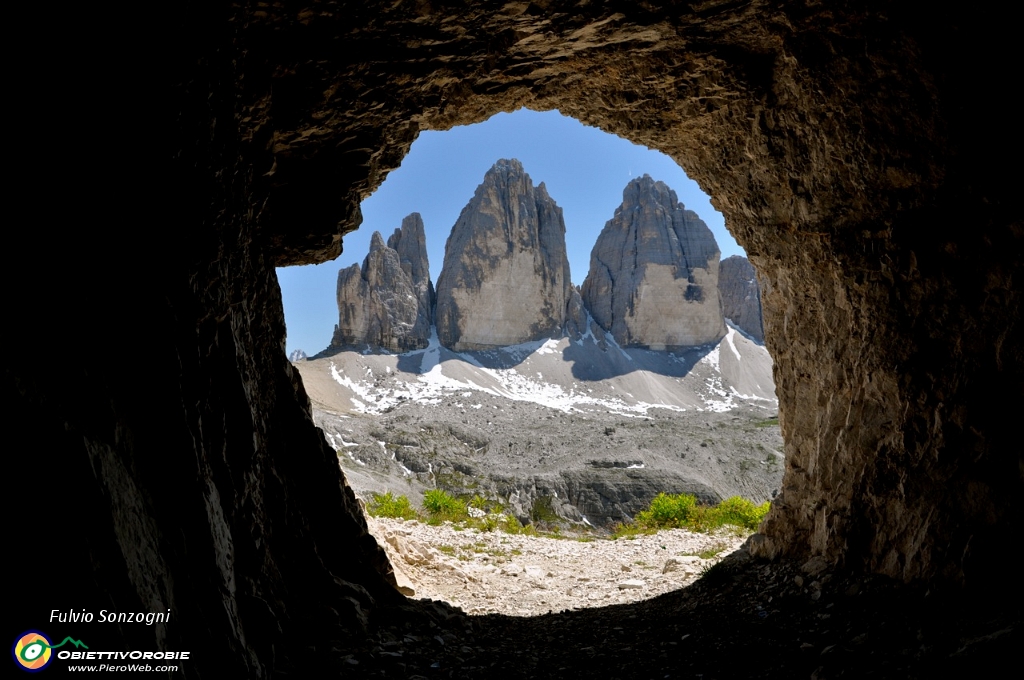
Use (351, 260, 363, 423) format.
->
(367, 516, 745, 616)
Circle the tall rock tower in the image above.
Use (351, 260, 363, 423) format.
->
(330, 213, 434, 352)
(435, 159, 573, 351)
(582, 175, 725, 350)
(718, 254, 765, 343)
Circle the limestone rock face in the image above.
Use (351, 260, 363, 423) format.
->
(387, 213, 433, 306)
(435, 159, 572, 350)
(331, 213, 433, 352)
(564, 286, 588, 340)
(582, 176, 725, 350)
(718, 255, 764, 343)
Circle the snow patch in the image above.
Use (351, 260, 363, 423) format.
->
(327, 327, 766, 417)
(390, 449, 413, 476)
(725, 327, 741, 361)
(725, 318, 763, 345)
(536, 338, 560, 355)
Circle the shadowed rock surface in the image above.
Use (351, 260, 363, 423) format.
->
(10, 1, 1021, 677)
(719, 255, 765, 343)
(388, 213, 433, 300)
(331, 214, 434, 352)
(564, 285, 588, 340)
(583, 175, 726, 350)
(436, 159, 573, 350)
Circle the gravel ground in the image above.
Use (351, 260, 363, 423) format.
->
(368, 516, 747, 616)
(285, 542, 1018, 679)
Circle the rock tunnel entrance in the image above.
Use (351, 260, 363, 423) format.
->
(280, 108, 784, 616)
(10, 1, 1020, 677)
(256, 2, 1020, 588)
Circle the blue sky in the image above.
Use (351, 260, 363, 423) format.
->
(277, 109, 745, 356)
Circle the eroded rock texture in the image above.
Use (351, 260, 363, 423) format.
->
(564, 286, 588, 340)
(718, 255, 765, 343)
(11, 1, 1021, 676)
(435, 159, 572, 350)
(331, 214, 433, 352)
(583, 175, 725, 350)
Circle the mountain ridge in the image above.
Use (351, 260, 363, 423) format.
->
(307, 159, 778, 526)
(328, 159, 763, 357)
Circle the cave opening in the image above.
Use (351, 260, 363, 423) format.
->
(12, 2, 1020, 677)
(278, 106, 781, 616)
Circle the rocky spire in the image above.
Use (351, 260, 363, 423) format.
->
(435, 159, 573, 350)
(330, 213, 433, 352)
(581, 175, 725, 350)
(718, 255, 764, 343)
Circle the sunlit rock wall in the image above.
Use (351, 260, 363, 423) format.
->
(583, 175, 725, 350)
(435, 159, 572, 351)
(718, 255, 765, 343)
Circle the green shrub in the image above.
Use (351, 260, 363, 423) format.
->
(635, 492, 698, 529)
(367, 491, 418, 520)
(500, 514, 537, 536)
(502, 513, 524, 533)
(621, 493, 771, 536)
(711, 496, 770, 530)
(682, 504, 721, 533)
(477, 514, 501, 532)
(422, 489, 468, 522)
(611, 522, 652, 539)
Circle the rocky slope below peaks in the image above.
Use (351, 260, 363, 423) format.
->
(297, 321, 781, 528)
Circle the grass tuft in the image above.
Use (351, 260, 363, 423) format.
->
(366, 491, 418, 520)
(422, 488, 469, 522)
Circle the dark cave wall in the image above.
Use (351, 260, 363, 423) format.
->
(6, 1, 1021, 677)
(6, 194, 400, 676)
(241, 0, 1022, 581)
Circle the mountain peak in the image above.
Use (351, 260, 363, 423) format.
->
(435, 160, 573, 350)
(331, 213, 433, 353)
(369, 231, 387, 251)
(582, 177, 725, 350)
(490, 157, 524, 173)
(719, 255, 764, 343)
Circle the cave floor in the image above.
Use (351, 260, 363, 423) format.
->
(287, 556, 1019, 679)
